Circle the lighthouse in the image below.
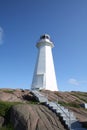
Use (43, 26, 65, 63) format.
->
(31, 34, 58, 91)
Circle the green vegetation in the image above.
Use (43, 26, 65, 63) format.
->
(0, 100, 39, 130)
(0, 100, 38, 117)
(71, 92, 87, 103)
(2, 90, 15, 94)
(0, 123, 14, 130)
(0, 101, 22, 130)
(0, 101, 21, 117)
(58, 101, 80, 108)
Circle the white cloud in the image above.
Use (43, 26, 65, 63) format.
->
(68, 78, 79, 86)
(68, 78, 87, 89)
(0, 27, 3, 45)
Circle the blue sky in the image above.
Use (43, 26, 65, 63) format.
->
(0, 0, 87, 91)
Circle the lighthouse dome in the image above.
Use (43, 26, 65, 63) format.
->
(40, 34, 50, 40)
(36, 34, 54, 48)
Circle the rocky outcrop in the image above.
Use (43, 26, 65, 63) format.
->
(11, 104, 66, 130)
(0, 89, 87, 129)
(0, 89, 87, 104)
(41, 90, 87, 104)
(0, 89, 36, 102)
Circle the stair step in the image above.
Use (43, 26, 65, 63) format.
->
(60, 112, 76, 119)
(62, 116, 76, 122)
(32, 90, 48, 103)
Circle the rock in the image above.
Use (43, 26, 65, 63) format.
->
(0, 116, 4, 127)
(0, 88, 87, 126)
(11, 104, 66, 130)
(0, 89, 34, 102)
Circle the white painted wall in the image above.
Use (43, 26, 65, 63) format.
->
(31, 45, 46, 89)
(45, 46, 58, 91)
(31, 36, 58, 91)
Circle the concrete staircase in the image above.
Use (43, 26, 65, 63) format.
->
(31, 90, 87, 130)
(31, 90, 48, 103)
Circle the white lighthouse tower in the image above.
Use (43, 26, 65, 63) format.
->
(31, 34, 58, 91)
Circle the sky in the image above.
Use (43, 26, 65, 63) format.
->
(0, 0, 87, 91)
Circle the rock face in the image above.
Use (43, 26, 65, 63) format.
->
(0, 89, 87, 129)
(11, 104, 66, 130)
(0, 89, 35, 102)
(0, 116, 4, 127)
(41, 90, 87, 104)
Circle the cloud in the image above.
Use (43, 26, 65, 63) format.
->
(68, 78, 79, 86)
(0, 27, 3, 45)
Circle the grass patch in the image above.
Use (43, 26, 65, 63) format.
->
(0, 101, 23, 130)
(2, 90, 15, 94)
(0, 99, 39, 130)
(58, 101, 80, 108)
(71, 92, 87, 103)
(0, 100, 39, 117)
(0, 101, 21, 117)
(0, 123, 14, 130)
